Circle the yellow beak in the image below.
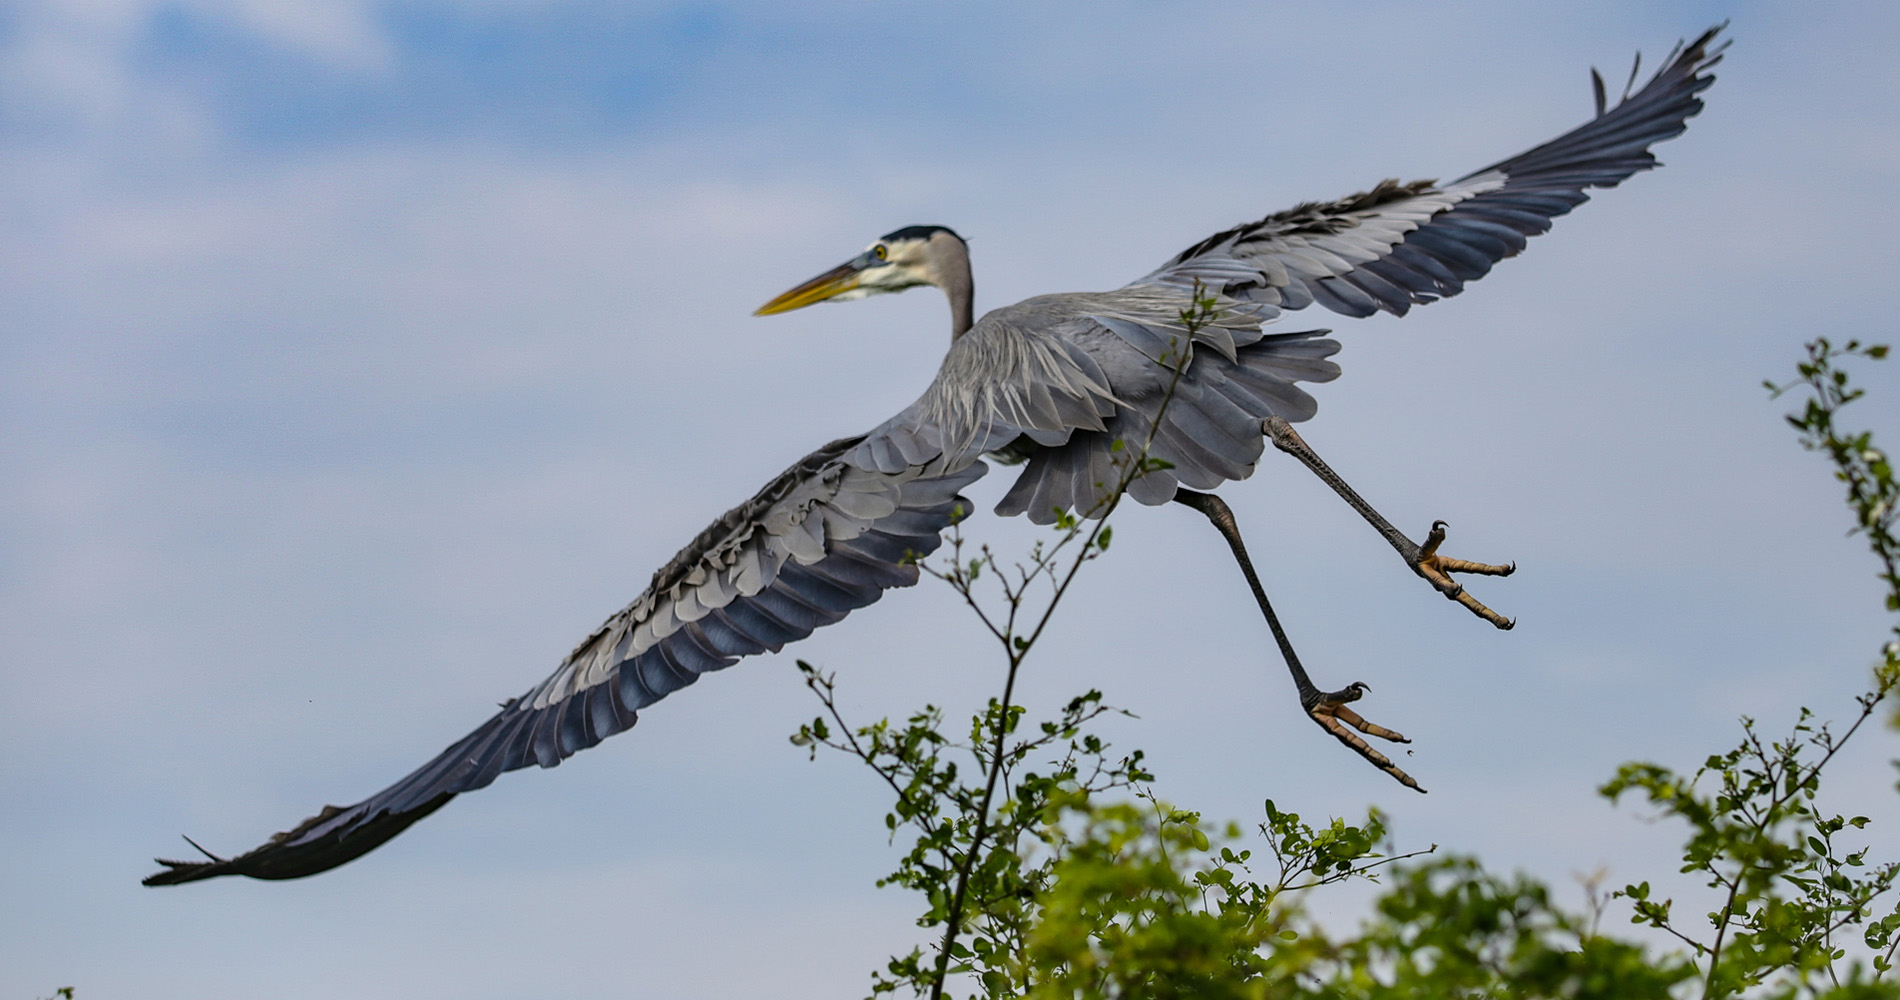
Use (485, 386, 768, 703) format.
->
(754, 260, 865, 315)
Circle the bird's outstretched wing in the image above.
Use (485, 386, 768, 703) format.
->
(145, 439, 986, 884)
(984, 25, 1725, 526)
(1136, 25, 1727, 319)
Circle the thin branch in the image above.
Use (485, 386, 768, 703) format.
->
(924, 286, 1215, 999)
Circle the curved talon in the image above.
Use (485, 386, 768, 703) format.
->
(1304, 680, 1369, 711)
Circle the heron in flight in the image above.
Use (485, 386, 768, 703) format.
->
(146, 27, 1724, 885)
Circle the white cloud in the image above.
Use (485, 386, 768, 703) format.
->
(216, 0, 392, 72)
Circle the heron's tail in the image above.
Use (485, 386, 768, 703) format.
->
(996, 329, 1340, 523)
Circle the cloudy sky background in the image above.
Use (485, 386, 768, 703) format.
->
(6, 2, 1900, 997)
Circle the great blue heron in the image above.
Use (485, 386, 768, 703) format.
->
(145, 26, 1724, 885)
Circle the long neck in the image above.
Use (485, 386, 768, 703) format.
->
(935, 237, 974, 340)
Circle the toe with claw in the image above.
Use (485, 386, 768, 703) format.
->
(1408, 520, 1516, 630)
(1303, 681, 1424, 793)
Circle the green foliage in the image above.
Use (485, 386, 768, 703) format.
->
(793, 670, 1151, 997)
(1024, 797, 1430, 1000)
(1602, 707, 1900, 997)
(797, 339, 1900, 999)
(1310, 857, 1697, 999)
(1769, 339, 1900, 619)
(1023, 799, 1279, 1000)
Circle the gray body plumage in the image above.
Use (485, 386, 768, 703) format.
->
(146, 26, 1724, 885)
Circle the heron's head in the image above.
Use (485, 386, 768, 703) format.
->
(755, 225, 969, 316)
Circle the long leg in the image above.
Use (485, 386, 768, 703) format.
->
(1172, 488, 1423, 793)
(1263, 416, 1517, 630)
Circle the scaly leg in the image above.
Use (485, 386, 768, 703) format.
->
(1263, 416, 1517, 630)
(1172, 488, 1423, 793)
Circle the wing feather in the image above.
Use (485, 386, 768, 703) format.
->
(145, 434, 987, 885)
(1135, 25, 1725, 319)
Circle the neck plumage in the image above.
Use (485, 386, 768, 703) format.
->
(934, 238, 975, 340)
(945, 275, 973, 340)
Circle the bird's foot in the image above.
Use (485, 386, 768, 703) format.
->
(1307, 684, 1428, 794)
(1303, 681, 1424, 793)
(1408, 520, 1515, 630)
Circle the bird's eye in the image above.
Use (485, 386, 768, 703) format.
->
(873, 244, 888, 261)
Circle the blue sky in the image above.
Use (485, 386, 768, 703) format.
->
(5, 3, 1900, 998)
